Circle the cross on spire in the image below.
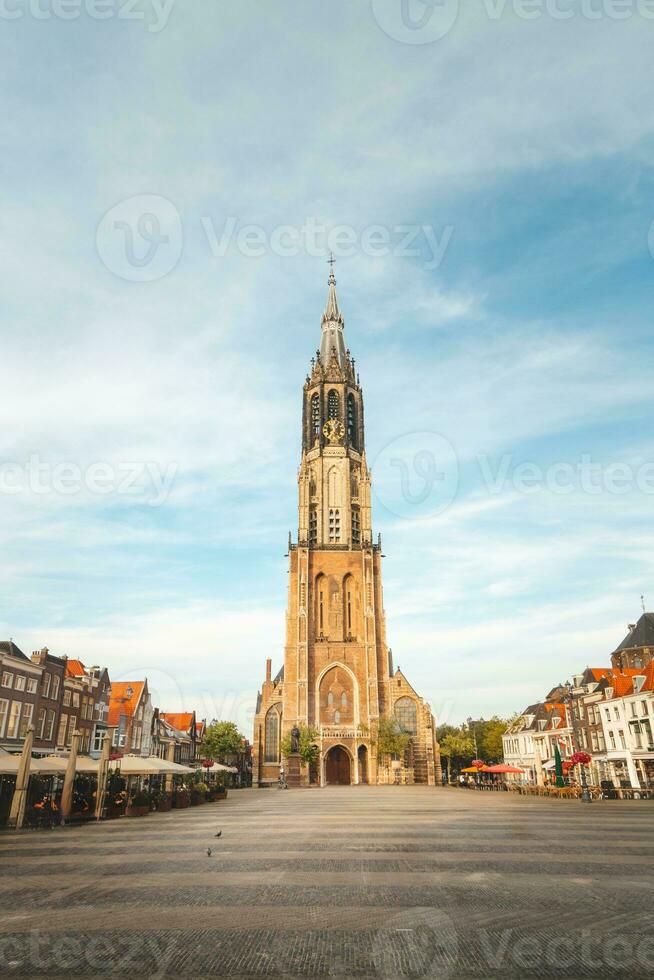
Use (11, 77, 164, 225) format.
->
(327, 252, 336, 284)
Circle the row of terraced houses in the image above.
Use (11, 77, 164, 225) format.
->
(0, 640, 205, 766)
(503, 611, 654, 790)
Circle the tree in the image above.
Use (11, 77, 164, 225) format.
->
(200, 721, 243, 762)
(375, 715, 411, 760)
(280, 725, 320, 766)
(439, 730, 475, 770)
(476, 717, 510, 763)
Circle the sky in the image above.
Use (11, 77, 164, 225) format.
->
(1, 0, 653, 731)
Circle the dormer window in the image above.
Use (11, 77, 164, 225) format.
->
(605, 687, 613, 699)
(633, 676, 646, 693)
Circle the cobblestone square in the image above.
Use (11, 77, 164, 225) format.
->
(1, 787, 653, 978)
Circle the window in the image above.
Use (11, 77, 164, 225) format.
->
(347, 394, 357, 448)
(57, 714, 68, 746)
(26, 677, 37, 694)
(347, 588, 353, 632)
(311, 393, 321, 439)
(351, 508, 360, 545)
(319, 588, 324, 631)
(309, 507, 318, 545)
(44, 710, 56, 742)
(2, 672, 13, 689)
(0, 699, 8, 737)
(67, 716, 76, 746)
(7, 702, 22, 739)
(72, 692, 80, 707)
(36, 707, 47, 740)
(327, 692, 334, 706)
(394, 697, 418, 736)
(334, 710, 341, 724)
(13, 675, 26, 692)
(264, 705, 281, 763)
(341, 692, 348, 708)
(631, 702, 637, 718)
(51, 675, 60, 701)
(63, 690, 71, 707)
(609, 731, 616, 749)
(641, 701, 648, 717)
(327, 389, 339, 420)
(605, 708, 610, 722)
(42, 672, 51, 698)
(613, 706, 620, 721)
(19, 703, 34, 738)
(328, 508, 341, 543)
(619, 730, 626, 749)
(93, 728, 105, 753)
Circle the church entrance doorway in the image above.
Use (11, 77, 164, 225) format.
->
(325, 746, 351, 785)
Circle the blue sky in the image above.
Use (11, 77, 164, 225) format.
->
(1, 1, 653, 730)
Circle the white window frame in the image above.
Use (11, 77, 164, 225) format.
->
(26, 677, 38, 694)
(0, 699, 8, 737)
(1, 672, 14, 689)
(13, 675, 26, 692)
(7, 702, 22, 739)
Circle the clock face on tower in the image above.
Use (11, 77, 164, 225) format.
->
(322, 418, 345, 445)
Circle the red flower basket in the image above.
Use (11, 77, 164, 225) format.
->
(472, 759, 485, 770)
(570, 751, 591, 766)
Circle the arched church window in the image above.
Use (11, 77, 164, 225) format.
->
(311, 393, 321, 438)
(341, 692, 348, 708)
(394, 697, 418, 736)
(329, 509, 341, 543)
(347, 588, 353, 630)
(334, 710, 341, 724)
(264, 705, 281, 762)
(309, 507, 317, 545)
(328, 692, 334, 706)
(328, 389, 339, 420)
(347, 394, 357, 447)
(319, 587, 324, 631)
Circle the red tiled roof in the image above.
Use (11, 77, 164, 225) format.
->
(108, 681, 144, 727)
(161, 712, 194, 734)
(66, 659, 86, 677)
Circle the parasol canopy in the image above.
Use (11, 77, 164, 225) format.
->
(485, 764, 525, 774)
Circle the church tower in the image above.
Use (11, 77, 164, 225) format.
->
(252, 267, 440, 787)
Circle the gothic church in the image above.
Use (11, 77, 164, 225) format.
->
(252, 269, 441, 786)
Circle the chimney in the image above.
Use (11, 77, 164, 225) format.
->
(266, 658, 272, 683)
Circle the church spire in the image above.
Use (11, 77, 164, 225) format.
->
(319, 255, 346, 369)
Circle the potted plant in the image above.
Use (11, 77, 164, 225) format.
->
(127, 789, 151, 817)
(173, 786, 190, 809)
(154, 791, 173, 812)
(191, 781, 209, 806)
(105, 774, 127, 819)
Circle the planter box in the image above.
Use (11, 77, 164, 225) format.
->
(106, 805, 125, 820)
(156, 798, 173, 812)
(190, 794, 205, 806)
(126, 805, 150, 818)
(173, 797, 189, 809)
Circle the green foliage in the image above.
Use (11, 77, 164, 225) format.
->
(376, 716, 411, 759)
(201, 721, 244, 762)
(281, 725, 320, 765)
(439, 730, 475, 764)
(436, 717, 510, 768)
(476, 716, 508, 763)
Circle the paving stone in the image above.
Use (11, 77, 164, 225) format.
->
(0, 786, 653, 978)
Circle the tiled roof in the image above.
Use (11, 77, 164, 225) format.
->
(0, 640, 29, 662)
(66, 659, 87, 677)
(108, 681, 144, 727)
(161, 712, 195, 734)
(614, 613, 654, 652)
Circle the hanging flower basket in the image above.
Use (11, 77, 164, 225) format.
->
(570, 751, 592, 766)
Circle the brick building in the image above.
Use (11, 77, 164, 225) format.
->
(252, 271, 441, 787)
